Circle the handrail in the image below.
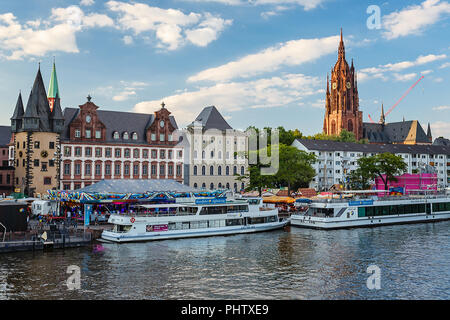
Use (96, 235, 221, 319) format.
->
(0, 222, 6, 242)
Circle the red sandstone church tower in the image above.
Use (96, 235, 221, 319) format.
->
(323, 29, 363, 140)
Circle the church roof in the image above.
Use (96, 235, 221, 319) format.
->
(0, 126, 12, 147)
(192, 106, 232, 131)
(363, 120, 430, 144)
(50, 94, 64, 120)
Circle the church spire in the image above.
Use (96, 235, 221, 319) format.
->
(379, 103, 385, 125)
(427, 122, 432, 142)
(48, 60, 60, 112)
(338, 28, 345, 60)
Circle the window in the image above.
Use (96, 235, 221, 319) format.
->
(113, 131, 119, 140)
(168, 134, 173, 141)
(115, 148, 121, 158)
(168, 165, 173, 176)
(95, 164, 101, 175)
(202, 166, 206, 175)
(151, 149, 157, 159)
(241, 166, 245, 175)
(160, 134, 165, 142)
(64, 147, 71, 157)
(49, 142, 55, 149)
(218, 166, 222, 175)
(151, 164, 157, 175)
(44, 177, 51, 185)
(233, 166, 237, 175)
(75, 130, 81, 138)
(64, 163, 70, 175)
(193, 165, 197, 176)
(143, 150, 148, 158)
(168, 150, 172, 159)
(74, 147, 81, 157)
(34, 159, 39, 167)
(95, 130, 101, 139)
(123, 132, 129, 140)
(85, 130, 91, 139)
(85, 147, 92, 157)
(210, 166, 214, 175)
(49, 160, 54, 167)
(151, 133, 156, 141)
(85, 163, 91, 175)
(105, 164, 111, 175)
(95, 148, 102, 157)
(132, 132, 138, 140)
(124, 149, 130, 158)
(178, 150, 182, 158)
(160, 150, 165, 159)
(133, 149, 139, 158)
(176, 165, 181, 176)
(134, 164, 139, 176)
(105, 148, 112, 158)
(124, 164, 130, 175)
(75, 163, 81, 175)
(41, 162, 47, 172)
(34, 141, 40, 149)
(160, 164, 165, 176)
(226, 166, 230, 175)
(142, 164, 148, 175)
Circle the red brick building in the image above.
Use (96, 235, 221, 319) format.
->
(0, 126, 14, 195)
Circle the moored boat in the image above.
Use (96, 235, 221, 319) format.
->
(101, 197, 288, 242)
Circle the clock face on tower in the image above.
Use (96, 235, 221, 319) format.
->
(160, 120, 165, 128)
(346, 82, 351, 89)
(332, 82, 337, 90)
(86, 115, 91, 123)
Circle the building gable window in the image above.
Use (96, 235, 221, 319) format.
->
(113, 131, 119, 140)
(132, 132, 138, 140)
(123, 132, 129, 140)
(75, 130, 81, 138)
(95, 130, 101, 139)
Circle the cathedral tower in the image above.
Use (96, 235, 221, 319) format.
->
(323, 29, 363, 140)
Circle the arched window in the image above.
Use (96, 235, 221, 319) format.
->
(233, 166, 237, 175)
(202, 183, 206, 189)
(233, 183, 237, 192)
(241, 182, 245, 190)
(194, 183, 198, 188)
(202, 151, 205, 159)
(226, 183, 230, 189)
(132, 132, 138, 140)
(226, 166, 229, 175)
(218, 151, 222, 159)
(193, 165, 197, 176)
(210, 166, 214, 176)
(241, 166, 245, 175)
(210, 183, 214, 190)
(113, 131, 119, 140)
(123, 132, 129, 140)
(218, 183, 222, 189)
(210, 151, 214, 158)
(218, 166, 222, 175)
(348, 119, 353, 133)
(202, 166, 206, 175)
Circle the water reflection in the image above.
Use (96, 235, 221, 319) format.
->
(0, 221, 449, 300)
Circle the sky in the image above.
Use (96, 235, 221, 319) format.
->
(0, 0, 449, 138)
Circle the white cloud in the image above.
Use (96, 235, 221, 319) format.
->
(80, 0, 95, 6)
(0, 6, 113, 60)
(433, 77, 444, 82)
(122, 35, 133, 45)
(382, 0, 450, 39)
(420, 69, 433, 75)
(431, 121, 450, 138)
(439, 62, 450, 68)
(393, 73, 417, 82)
(106, 1, 231, 51)
(188, 35, 340, 82)
(97, 80, 149, 102)
(184, 0, 327, 11)
(357, 53, 446, 82)
(432, 105, 450, 110)
(134, 73, 322, 126)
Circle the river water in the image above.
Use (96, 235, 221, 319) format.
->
(1, 221, 449, 300)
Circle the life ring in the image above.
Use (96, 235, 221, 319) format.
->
(130, 217, 135, 223)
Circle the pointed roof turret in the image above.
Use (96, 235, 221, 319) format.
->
(50, 93, 64, 120)
(426, 122, 432, 142)
(338, 28, 345, 60)
(23, 66, 52, 131)
(11, 91, 24, 120)
(48, 60, 60, 99)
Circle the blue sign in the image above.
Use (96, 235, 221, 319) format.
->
(348, 200, 374, 206)
(195, 198, 227, 205)
(84, 204, 93, 226)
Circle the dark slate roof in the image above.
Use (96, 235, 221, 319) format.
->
(193, 106, 232, 130)
(433, 137, 450, 146)
(23, 68, 52, 131)
(363, 120, 429, 144)
(0, 126, 12, 147)
(76, 179, 196, 193)
(50, 95, 64, 120)
(61, 108, 178, 144)
(294, 139, 450, 155)
(11, 92, 24, 120)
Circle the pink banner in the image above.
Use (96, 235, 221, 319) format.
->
(146, 224, 168, 232)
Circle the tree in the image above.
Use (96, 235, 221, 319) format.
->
(347, 167, 371, 190)
(357, 153, 408, 191)
(273, 144, 317, 195)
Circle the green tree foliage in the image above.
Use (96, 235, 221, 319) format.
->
(357, 153, 408, 190)
(346, 168, 372, 190)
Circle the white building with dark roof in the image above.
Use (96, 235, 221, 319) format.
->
(184, 106, 248, 191)
(292, 139, 450, 191)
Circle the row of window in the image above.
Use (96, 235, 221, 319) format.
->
(0, 174, 11, 185)
(193, 182, 245, 191)
(193, 150, 242, 160)
(357, 204, 428, 217)
(75, 129, 103, 139)
(193, 165, 245, 176)
(16, 141, 55, 150)
(64, 162, 182, 177)
(64, 146, 182, 159)
(199, 205, 249, 215)
(432, 202, 450, 212)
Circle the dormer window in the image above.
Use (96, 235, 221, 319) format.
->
(132, 132, 138, 140)
(113, 131, 119, 140)
(123, 132, 129, 140)
(75, 129, 81, 138)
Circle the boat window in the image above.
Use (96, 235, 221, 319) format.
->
(248, 217, 265, 225)
(178, 206, 198, 214)
(225, 218, 244, 226)
(248, 199, 260, 205)
(113, 225, 132, 233)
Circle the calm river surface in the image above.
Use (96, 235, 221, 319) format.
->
(1, 221, 449, 300)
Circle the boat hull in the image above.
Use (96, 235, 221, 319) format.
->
(101, 220, 288, 243)
(290, 212, 450, 230)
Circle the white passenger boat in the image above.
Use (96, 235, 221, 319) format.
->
(291, 191, 450, 230)
(101, 198, 288, 242)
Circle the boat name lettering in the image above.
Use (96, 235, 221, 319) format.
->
(349, 200, 374, 206)
(195, 198, 227, 205)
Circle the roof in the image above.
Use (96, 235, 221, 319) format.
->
(76, 179, 196, 193)
(193, 106, 232, 131)
(47, 62, 59, 99)
(294, 139, 450, 155)
(363, 120, 429, 144)
(23, 68, 52, 131)
(61, 107, 178, 144)
(433, 137, 450, 146)
(0, 126, 12, 147)
(11, 92, 24, 120)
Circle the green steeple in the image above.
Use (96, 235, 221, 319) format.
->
(48, 61, 60, 99)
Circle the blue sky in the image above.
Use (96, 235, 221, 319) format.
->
(0, 0, 449, 138)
